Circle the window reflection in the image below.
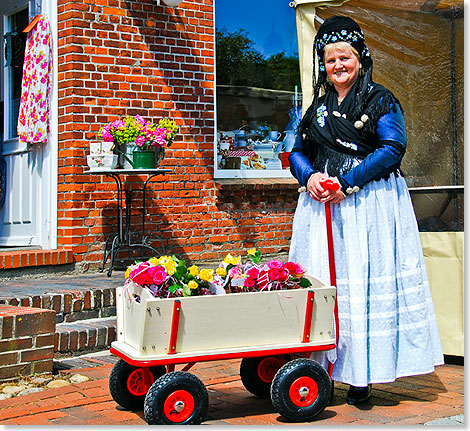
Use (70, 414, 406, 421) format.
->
(215, 1, 301, 173)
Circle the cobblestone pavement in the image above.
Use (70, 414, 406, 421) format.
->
(0, 351, 464, 428)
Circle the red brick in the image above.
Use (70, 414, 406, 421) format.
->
(0, 337, 33, 352)
(0, 352, 18, 366)
(21, 347, 54, 362)
(15, 310, 55, 337)
(36, 333, 55, 348)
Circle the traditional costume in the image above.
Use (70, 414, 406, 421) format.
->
(288, 16, 443, 390)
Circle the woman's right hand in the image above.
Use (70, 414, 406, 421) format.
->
(307, 172, 329, 201)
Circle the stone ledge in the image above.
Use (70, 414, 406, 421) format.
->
(0, 249, 74, 270)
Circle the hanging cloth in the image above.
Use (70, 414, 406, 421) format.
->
(17, 15, 52, 144)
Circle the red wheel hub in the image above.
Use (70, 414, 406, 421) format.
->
(126, 367, 154, 397)
(257, 357, 284, 383)
(289, 376, 319, 407)
(163, 390, 195, 423)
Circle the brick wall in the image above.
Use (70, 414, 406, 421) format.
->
(0, 306, 55, 380)
(57, 0, 298, 269)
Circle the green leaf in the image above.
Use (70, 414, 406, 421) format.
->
(298, 277, 312, 288)
(182, 284, 192, 297)
(168, 284, 180, 293)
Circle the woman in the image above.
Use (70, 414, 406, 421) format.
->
(288, 16, 443, 405)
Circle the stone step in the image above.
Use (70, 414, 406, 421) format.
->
(55, 317, 117, 354)
(0, 287, 117, 325)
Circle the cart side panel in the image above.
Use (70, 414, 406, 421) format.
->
(123, 286, 336, 356)
(117, 283, 156, 352)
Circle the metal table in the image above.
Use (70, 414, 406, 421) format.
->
(87, 168, 172, 276)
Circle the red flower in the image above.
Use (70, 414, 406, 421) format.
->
(246, 267, 260, 278)
(268, 268, 280, 281)
(244, 277, 256, 288)
(129, 262, 153, 286)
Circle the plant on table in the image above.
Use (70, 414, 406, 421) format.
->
(99, 115, 178, 165)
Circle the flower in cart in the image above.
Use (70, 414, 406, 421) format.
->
(247, 248, 263, 265)
(128, 261, 154, 286)
(148, 265, 168, 285)
(284, 261, 306, 279)
(199, 268, 215, 283)
(223, 253, 241, 267)
(216, 266, 227, 277)
(188, 265, 199, 277)
(188, 280, 199, 290)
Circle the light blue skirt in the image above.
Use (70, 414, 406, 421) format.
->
(289, 174, 443, 387)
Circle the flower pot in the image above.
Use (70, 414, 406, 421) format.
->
(132, 147, 164, 169)
(87, 154, 118, 170)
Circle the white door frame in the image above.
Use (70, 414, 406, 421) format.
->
(0, 0, 57, 249)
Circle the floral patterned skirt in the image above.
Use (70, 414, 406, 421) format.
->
(289, 174, 443, 387)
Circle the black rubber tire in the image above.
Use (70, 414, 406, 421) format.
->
(109, 359, 166, 411)
(270, 358, 331, 422)
(144, 371, 208, 425)
(240, 356, 284, 398)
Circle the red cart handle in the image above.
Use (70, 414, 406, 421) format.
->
(319, 178, 340, 192)
(318, 178, 340, 368)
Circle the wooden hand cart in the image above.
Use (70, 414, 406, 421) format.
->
(109, 275, 338, 425)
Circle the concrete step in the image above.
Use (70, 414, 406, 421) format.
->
(55, 317, 117, 354)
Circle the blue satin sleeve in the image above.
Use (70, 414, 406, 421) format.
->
(288, 133, 317, 186)
(338, 105, 407, 192)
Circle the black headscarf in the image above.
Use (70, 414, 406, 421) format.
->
(298, 16, 401, 172)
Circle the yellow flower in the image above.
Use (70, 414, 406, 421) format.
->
(164, 260, 176, 276)
(247, 248, 257, 256)
(148, 257, 159, 266)
(231, 255, 241, 265)
(125, 266, 132, 279)
(157, 255, 172, 266)
(223, 253, 234, 265)
(199, 268, 214, 282)
(223, 253, 241, 265)
(188, 280, 198, 290)
(216, 266, 227, 277)
(188, 265, 199, 277)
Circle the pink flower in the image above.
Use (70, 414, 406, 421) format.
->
(112, 120, 125, 129)
(148, 265, 167, 285)
(267, 260, 284, 270)
(228, 266, 244, 279)
(135, 135, 146, 147)
(135, 114, 146, 125)
(244, 277, 256, 288)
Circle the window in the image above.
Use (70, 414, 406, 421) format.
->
(214, 0, 301, 178)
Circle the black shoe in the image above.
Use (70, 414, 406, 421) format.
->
(346, 384, 371, 405)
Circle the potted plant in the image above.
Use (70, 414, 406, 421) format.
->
(99, 115, 178, 169)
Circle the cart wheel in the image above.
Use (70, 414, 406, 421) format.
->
(240, 356, 285, 398)
(271, 358, 331, 422)
(144, 371, 208, 425)
(109, 359, 166, 411)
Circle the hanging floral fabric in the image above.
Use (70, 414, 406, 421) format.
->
(17, 15, 52, 144)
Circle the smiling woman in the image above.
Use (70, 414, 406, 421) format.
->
(214, 0, 301, 178)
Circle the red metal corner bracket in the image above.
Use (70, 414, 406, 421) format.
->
(168, 300, 181, 354)
(302, 291, 315, 343)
